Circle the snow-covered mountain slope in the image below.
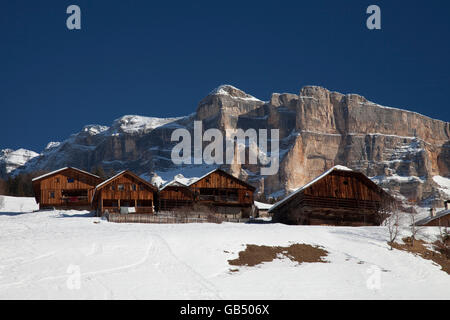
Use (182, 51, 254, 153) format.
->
(433, 176, 450, 197)
(0, 148, 39, 177)
(0, 198, 448, 299)
(110, 115, 184, 135)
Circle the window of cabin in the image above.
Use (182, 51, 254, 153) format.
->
(137, 200, 153, 207)
(200, 188, 214, 195)
(111, 185, 115, 191)
(132, 184, 137, 191)
(343, 180, 349, 185)
(139, 184, 145, 191)
(118, 184, 125, 191)
(49, 191, 55, 199)
(103, 199, 118, 207)
(67, 178, 74, 183)
(56, 178, 60, 183)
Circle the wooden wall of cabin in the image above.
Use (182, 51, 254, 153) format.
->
(190, 171, 249, 190)
(424, 215, 450, 227)
(34, 169, 102, 208)
(190, 171, 254, 206)
(159, 187, 193, 201)
(302, 171, 383, 201)
(158, 187, 194, 211)
(97, 174, 155, 214)
(271, 181, 384, 226)
(273, 204, 380, 226)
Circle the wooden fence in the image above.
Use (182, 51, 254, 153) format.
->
(105, 212, 250, 224)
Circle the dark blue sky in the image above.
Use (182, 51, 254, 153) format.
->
(1, 0, 449, 152)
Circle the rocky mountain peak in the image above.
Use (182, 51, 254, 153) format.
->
(209, 84, 261, 101)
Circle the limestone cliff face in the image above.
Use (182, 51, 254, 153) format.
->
(192, 85, 450, 205)
(8, 85, 450, 205)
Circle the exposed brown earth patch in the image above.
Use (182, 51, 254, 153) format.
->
(228, 243, 329, 267)
(390, 237, 450, 275)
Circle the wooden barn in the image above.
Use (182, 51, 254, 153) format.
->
(269, 166, 394, 226)
(187, 168, 256, 218)
(415, 205, 450, 227)
(91, 170, 158, 216)
(158, 180, 194, 212)
(32, 167, 103, 210)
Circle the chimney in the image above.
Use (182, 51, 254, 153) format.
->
(430, 208, 436, 217)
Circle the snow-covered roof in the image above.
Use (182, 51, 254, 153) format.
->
(32, 167, 101, 182)
(159, 179, 189, 191)
(415, 209, 450, 226)
(93, 170, 127, 191)
(185, 168, 256, 190)
(269, 165, 352, 213)
(185, 168, 220, 186)
(254, 201, 272, 210)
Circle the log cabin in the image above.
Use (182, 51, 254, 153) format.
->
(269, 166, 394, 226)
(158, 180, 194, 211)
(91, 170, 158, 216)
(187, 168, 256, 218)
(415, 205, 450, 227)
(32, 167, 103, 210)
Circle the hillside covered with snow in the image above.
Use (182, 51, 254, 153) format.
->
(0, 197, 448, 299)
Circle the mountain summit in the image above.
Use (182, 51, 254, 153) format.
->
(2, 85, 449, 206)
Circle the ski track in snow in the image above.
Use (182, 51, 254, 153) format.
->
(0, 198, 449, 299)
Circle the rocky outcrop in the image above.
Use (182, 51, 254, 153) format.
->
(6, 85, 450, 206)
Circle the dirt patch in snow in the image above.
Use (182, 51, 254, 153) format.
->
(390, 237, 450, 274)
(228, 243, 328, 267)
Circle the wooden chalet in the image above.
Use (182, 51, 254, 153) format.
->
(91, 170, 158, 216)
(158, 180, 194, 211)
(269, 166, 394, 226)
(415, 203, 450, 227)
(187, 168, 256, 218)
(32, 167, 103, 210)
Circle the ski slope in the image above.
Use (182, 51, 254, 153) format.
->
(0, 197, 448, 300)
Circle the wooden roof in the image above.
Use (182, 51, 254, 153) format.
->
(91, 170, 158, 202)
(188, 168, 256, 191)
(415, 209, 450, 226)
(32, 167, 102, 182)
(269, 166, 393, 213)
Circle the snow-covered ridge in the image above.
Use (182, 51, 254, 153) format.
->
(433, 175, 450, 197)
(111, 115, 184, 134)
(210, 85, 262, 102)
(45, 142, 61, 151)
(81, 124, 109, 136)
(0, 148, 39, 174)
